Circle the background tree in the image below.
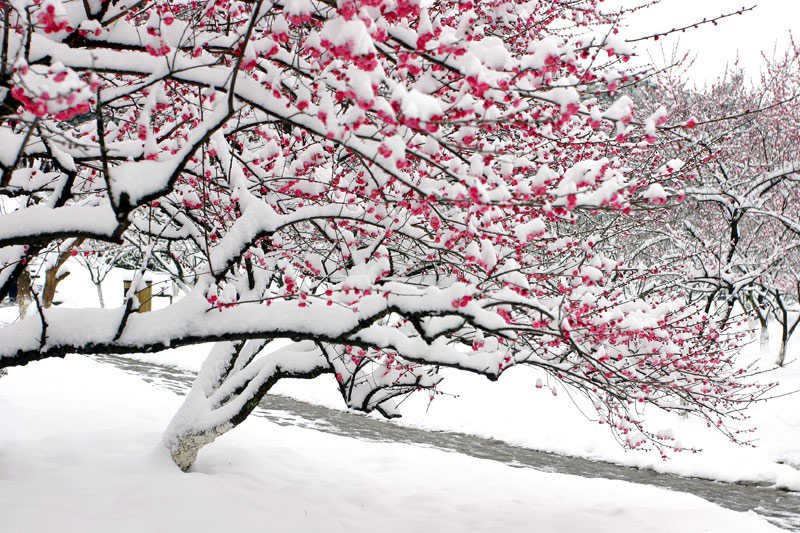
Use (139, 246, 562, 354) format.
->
(631, 48, 800, 365)
(0, 0, 770, 470)
(73, 240, 136, 307)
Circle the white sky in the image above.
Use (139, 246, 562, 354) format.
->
(601, 0, 800, 85)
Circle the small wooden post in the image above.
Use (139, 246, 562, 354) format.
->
(123, 280, 153, 313)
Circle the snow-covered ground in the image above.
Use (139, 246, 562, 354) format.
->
(248, 345, 800, 490)
(54, 260, 797, 490)
(1, 263, 799, 531)
(128, 336, 800, 489)
(0, 354, 783, 533)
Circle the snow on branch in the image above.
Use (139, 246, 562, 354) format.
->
(0, 0, 775, 469)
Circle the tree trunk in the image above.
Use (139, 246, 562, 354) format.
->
(41, 238, 85, 308)
(777, 337, 788, 367)
(169, 424, 234, 472)
(17, 269, 32, 318)
(163, 340, 328, 471)
(95, 282, 105, 308)
(162, 341, 265, 471)
(42, 267, 69, 308)
(760, 321, 770, 355)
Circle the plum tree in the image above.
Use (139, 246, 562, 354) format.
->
(633, 48, 800, 366)
(0, 0, 769, 469)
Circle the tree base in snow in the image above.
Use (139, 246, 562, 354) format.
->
(168, 424, 233, 472)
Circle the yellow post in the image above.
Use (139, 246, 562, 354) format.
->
(123, 280, 153, 313)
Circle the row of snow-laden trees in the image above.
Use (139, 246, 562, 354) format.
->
(627, 49, 800, 367)
(0, 0, 795, 470)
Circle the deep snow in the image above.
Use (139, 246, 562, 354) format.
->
(4, 262, 800, 491)
(0, 355, 784, 533)
(1, 262, 798, 533)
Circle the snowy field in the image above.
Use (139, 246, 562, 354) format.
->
(55, 263, 799, 489)
(0, 354, 784, 533)
(1, 265, 798, 532)
(138, 339, 800, 490)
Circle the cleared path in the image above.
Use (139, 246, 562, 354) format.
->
(98, 353, 800, 532)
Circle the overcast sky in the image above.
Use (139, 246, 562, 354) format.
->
(600, 0, 799, 85)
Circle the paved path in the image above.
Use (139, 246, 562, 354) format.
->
(99, 353, 800, 531)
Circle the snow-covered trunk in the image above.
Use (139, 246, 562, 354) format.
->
(163, 341, 254, 471)
(168, 423, 235, 472)
(95, 282, 105, 308)
(747, 315, 757, 340)
(773, 298, 800, 367)
(163, 340, 329, 471)
(746, 294, 772, 357)
(717, 294, 736, 326)
(775, 306, 789, 367)
(760, 321, 771, 355)
(776, 313, 800, 367)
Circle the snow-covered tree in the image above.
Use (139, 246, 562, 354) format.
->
(634, 48, 800, 366)
(73, 240, 134, 307)
(0, 0, 769, 470)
